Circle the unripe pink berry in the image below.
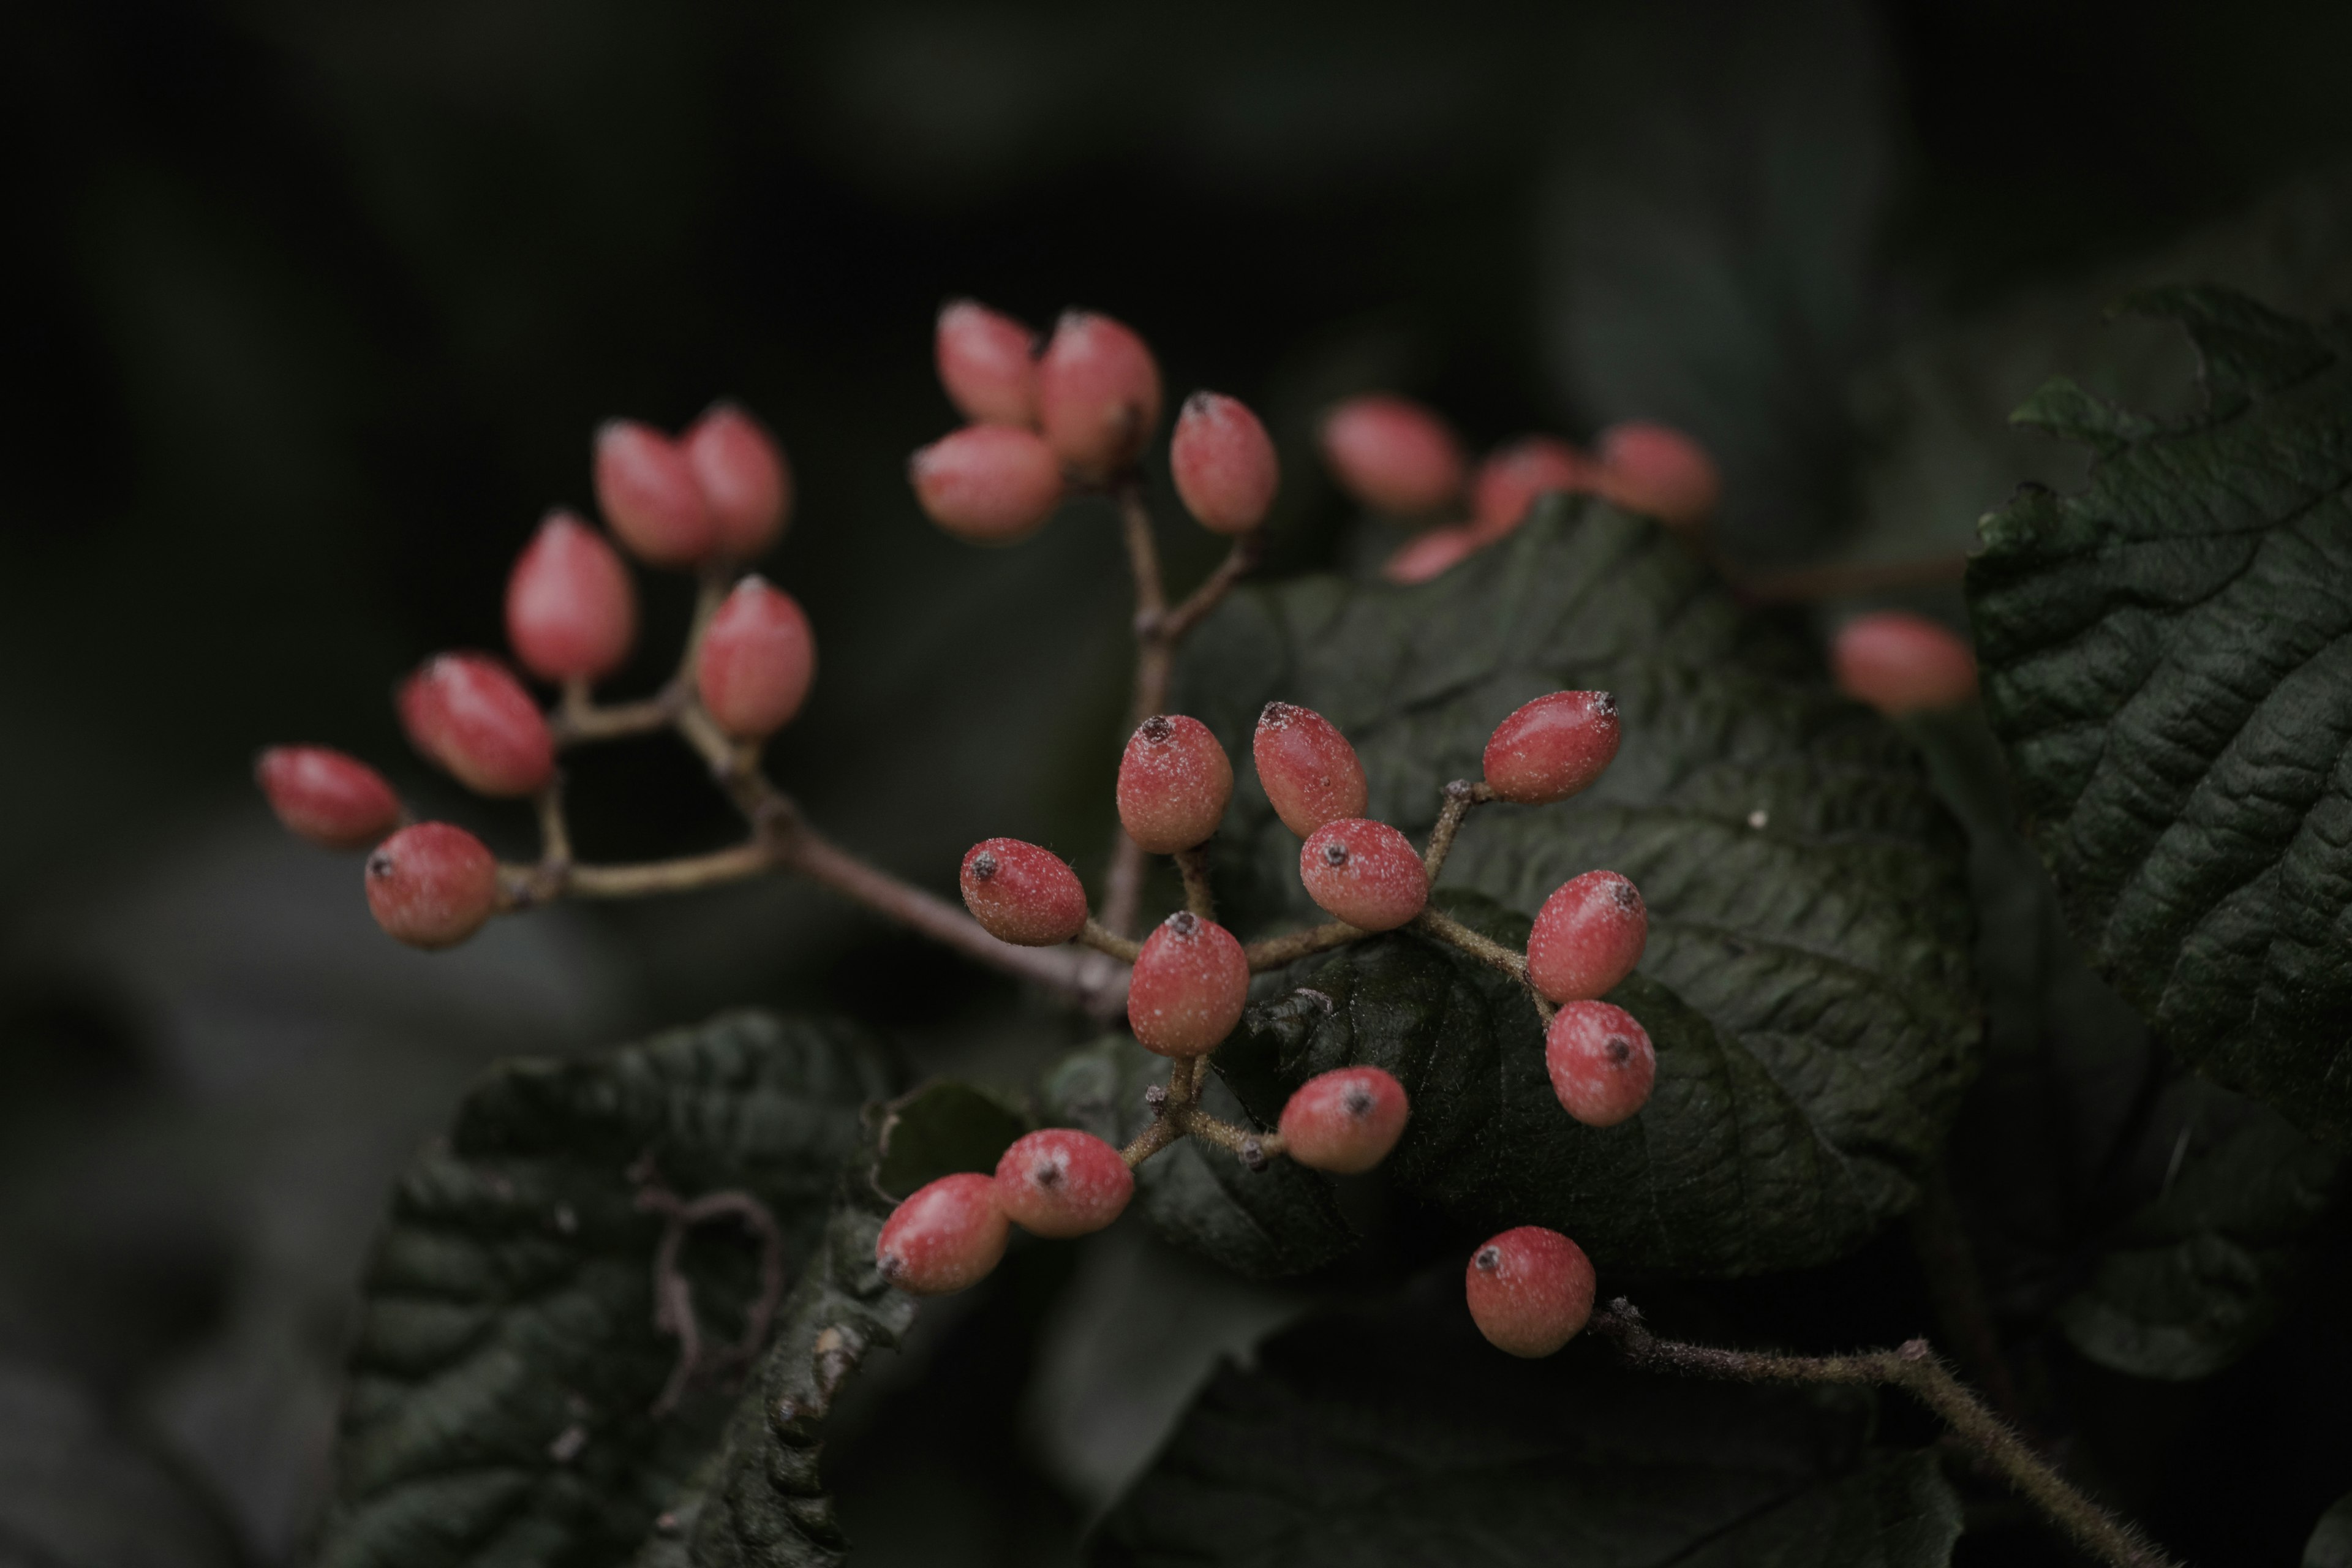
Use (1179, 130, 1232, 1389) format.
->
(1526, 871, 1647, 1003)
(1595, 421, 1720, 531)
(1464, 1226, 1596, 1357)
(936, 300, 1039, 428)
(1253, 702, 1368, 838)
(398, 654, 556, 798)
(1831, 612, 1979, 716)
(505, 511, 638, 682)
(1317, 394, 1466, 515)
(1116, 715, 1234, 854)
(960, 839, 1090, 948)
(1277, 1066, 1409, 1174)
(1126, 911, 1249, 1058)
(874, 1172, 1009, 1296)
(910, 424, 1065, 543)
(993, 1128, 1133, 1238)
(1482, 690, 1620, 805)
(1170, 392, 1279, 534)
(1545, 1000, 1657, 1128)
(364, 822, 499, 950)
(1298, 818, 1428, 932)
(1471, 436, 1593, 538)
(1036, 309, 1163, 479)
(255, 746, 402, 850)
(695, 576, 815, 739)
(683, 402, 791, 560)
(1382, 525, 1483, 586)
(594, 420, 715, 567)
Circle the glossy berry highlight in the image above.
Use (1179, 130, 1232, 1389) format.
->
(1253, 702, 1368, 838)
(1595, 421, 1720, 532)
(595, 420, 715, 567)
(1465, 1226, 1597, 1358)
(398, 654, 555, 798)
(683, 402, 791, 560)
(936, 300, 1039, 428)
(1831, 611, 1979, 716)
(1318, 394, 1466, 515)
(1298, 818, 1428, 932)
(1036, 310, 1163, 479)
(505, 511, 638, 682)
(1117, 715, 1234, 854)
(1527, 870, 1647, 1003)
(910, 424, 1065, 543)
(1471, 436, 1591, 538)
(994, 1128, 1134, 1238)
(874, 1172, 1009, 1296)
(1170, 392, 1279, 534)
(256, 746, 403, 850)
(695, 576, 816, 739)
(1545, 1000, 1657, 1128)
(1127, 911, 1248, 1057)
(960, 839, 1090, 948)
(1278, 1067, 1409, 1174)
(1482, 690, 1620, 805)
(364, 822, 499, 950)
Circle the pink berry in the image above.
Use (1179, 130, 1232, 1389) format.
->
(398, 654, 555, 798)
(1482, 690, 1620, 805)
(1595, 421, 1719, 531)
(505, 511, 638, 682)
(1464, 1226, 1596, 1357)
(1298, 818, 1428, 932)
(1545, 1001, 1657, 1127)
(1526, 871, 1647, 1003)
(594, 419, 715, 567)
(910, 424, 1065, 543)
(1317, 394, 1466, 515)
(1277, 1066, 1409, 1174)
(1116, 715, 1234, 854)
(874, 1172, 1009, 1296)
(1831, 612, 1979, 716)
(1126, 911, 1249, 1058)
(1382, 525, 1483, 586)
(364, 822, 500, 950)
(993, 1128, 1133, 1238)
(960, 839, 1090, 947)
(1253, 702, 1368, 838)
(1470, 436, 1593, 538)
(255, 746, 402, 850)
(683, 402, 791, 560)
(1170, 392, 1279, 534)
(1035, 309, 1163, 479)
(936, 300, 1039, 428)
(695, 576, 815, 739)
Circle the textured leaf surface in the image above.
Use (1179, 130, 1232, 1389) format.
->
(870, 1079, 1028, 1199)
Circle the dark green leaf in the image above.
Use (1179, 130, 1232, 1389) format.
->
(870, 1080, 1029, 1200)
(2307, 1492, 2352, 1568)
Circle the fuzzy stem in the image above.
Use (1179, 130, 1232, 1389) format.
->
(1175, 845, 1217, 919)
(1421, 778, 1494, 881)
(1409, 907, 1556, 1022)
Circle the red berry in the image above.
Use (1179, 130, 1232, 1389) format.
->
(1126, 911, 1248, 1058)
(505, 511, 638, 682)
(1277, 1066, 1409, 1174)
(937, 300, 1039, 428)
(1482, 690, 1619, 805)
(594, 420, 715, 567)
(1317, 394, 1465, 515)
(683, 402, 791, 560)
(1116, 715, 1234, 854)
(255, 746, 402, 850)
(960, 839, 1090, 947)
(1595, 421, 1719, 531)
(398, 654, 555, 798)
(1545, 1000, 1657, 1127)
(1464, 1226, 1596, 1357)
(1036, 310, 1163, 479)
(1831, 612, 1978, 716)
(910, 424, 1065, 543)
(695, 576, 816, 739)
(1382, 525, 1483, 586)
(1253, 702, 1368, 838)
(1470, 436, 1593, 538)
(1298, 818, 1427, 932)
(1170, 392, 1278, 534)
(875, 1172, 1009, 1296)
(364, 822, 500, 950)
(1526, 871, 1647, 1003)
(993, 1128, 1133, 1238)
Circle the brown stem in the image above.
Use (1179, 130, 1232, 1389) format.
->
(554, 679, 677, 745)
(634, 1166, 790, 1419)
(565, 842, 781, 899)
(1175, 845, 1216, 919)
(1243, 920, 1365, 973)
(1409, 907, 1556, 1022)
(1077, 919, 1144, 963)
(1907, 1158, 2032, 1433)
(1422, 779, 1494, 881)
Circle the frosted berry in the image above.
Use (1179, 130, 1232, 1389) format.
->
(960, 839, 1090, 947)
(1465, 1226, 1596, 1357)
(594, 420, 715, 567)
(1117, 715, 1234, 854)
(398, 654, 555, 798)
(683, 402, 791, 560)
(1036, 310, 1163, 479)
(1298, 818, 1428, 932)
(1278, 1066, 1409, 1174)
(1527, 871, 1647, 1003)
(1170, 392, 1279, 534)
(256, 746, 402, 850)
(1831, 612, 1978, 716)
(1471, 436, 1592, 538)
(1317, 394, 1465, 515)
(1382, 525, 1482, 586)
(1126, 911, 1248, 1058)
(936, 300, 1039, 428)
(1253, 702, 1368, 838)
(505, 511, 638, 682)
(874, 1172, 1008, 1296)
(910, 424, 1065, 543)
(364, 822, 499, 950)
(695, 576, 816, 739)
(1482, 690, 1619, 805)
(994, 1129, 1133, 1238)
(1545, 1000, 1657, 1127)
(1595, 421, 1719, 531)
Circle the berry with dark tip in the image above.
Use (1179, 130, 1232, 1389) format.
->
(1298, 818, 1427, 932)
(695, 576, 816, 739)
(1317, 394, 1466, 514)
(1253, 701, 1368, 837)
(1545, 1000, 1657, 1127)
(398, 654, 556, 798)
(1170, 392, 1279, 534)
(1117, 715, 1234, 854)
(1126, 910, 1248, 1057)
(1831, 611, 1978, 716)
(874, 1172, 1008, 1296)
(1526, 870, 1647, 1003)
(1471, 436, 1592, 538)
(959, 839, 1090, 947)
(1465, 1226, 1596, 1357)
(937, 300, 1040, 428)
(910, 424, 1065, 543)
(365, 822, 499, 949)
(683, 402, 792, 560)
(1482, 690, 1619, 805)
(595, 420, 715, 567)
(1278, 1066, 1409, 1174)
(1036, 310, 1163, 479)
(1595, 421, 1719, 531)
(505, 511, 639, 682)
(256, 746, 403, 850)
(994, 1128, 1133, 1238)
